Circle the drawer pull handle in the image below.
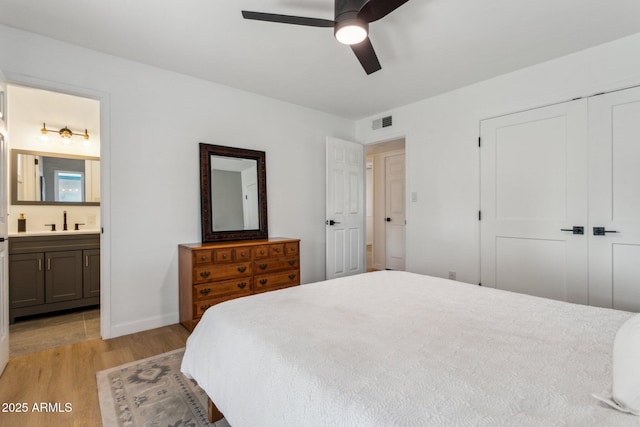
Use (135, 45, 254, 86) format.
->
(200, 271, 211, 278)
(259, 279, 268, 285)
(260, 250, 265, 255)
(237, 282, 247, 289)
(259, 264, 267, 270)
(288, 274, 296, 280)
(199, 288, 211, 296)
(200, 304, 212, 312)
(238, 266, 247, 273)
(201, 255, 207, 261)
(288, 260, 296, 266)
(274, 249, 280, 253)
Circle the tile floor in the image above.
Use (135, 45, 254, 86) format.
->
(9, 307, 100, 356)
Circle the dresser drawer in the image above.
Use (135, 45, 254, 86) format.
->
(235, 247, 251, 261)
(193, 250, 214, 265)
(213, 248, 234, 263)
(253, 245, 270, 259)
(193, 278, 252, 300)
(285, 242, 299, 256)
(254, 270, 300, 293)
(269, 244, 285, 257)
(254, 256, 299, 274)
(194, 295, 239, 318)
(194, 262, 252, 283)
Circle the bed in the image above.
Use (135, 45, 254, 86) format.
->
(181, 270, 637, 426)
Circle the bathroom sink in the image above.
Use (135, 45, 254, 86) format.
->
(8, 229, 101, 237)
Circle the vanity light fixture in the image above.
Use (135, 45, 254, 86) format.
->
(40, 122, 89, 143)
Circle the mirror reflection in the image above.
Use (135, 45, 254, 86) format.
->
(12, 149, 100, 205)
(211, 155, 259, 231)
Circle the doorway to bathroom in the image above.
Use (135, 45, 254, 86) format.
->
(6, 84, 101, 356)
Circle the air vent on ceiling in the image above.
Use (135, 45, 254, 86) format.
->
(372, 115, 393, 130)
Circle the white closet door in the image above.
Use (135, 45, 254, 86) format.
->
(480, 100, 589, 303)
(588, 86, 640, 311)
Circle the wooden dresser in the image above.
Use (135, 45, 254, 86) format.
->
(179, 237, 300, 331)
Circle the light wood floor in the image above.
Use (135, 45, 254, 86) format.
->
(0, 323, 190, 427)
(10, 308, 101, 357)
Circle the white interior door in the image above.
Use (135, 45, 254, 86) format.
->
(588, 86, 640, 311)
(385, 153, 405, 270)
(480, 99, 589, 303)
(326, 137, 365, 280)
(0, 72, 9, 376)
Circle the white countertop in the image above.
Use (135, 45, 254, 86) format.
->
(9, 229, 101, 237)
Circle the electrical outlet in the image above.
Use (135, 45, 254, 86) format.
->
(448, 271, 456, 280)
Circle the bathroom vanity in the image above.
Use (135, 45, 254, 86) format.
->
(8, 232, 100, 323)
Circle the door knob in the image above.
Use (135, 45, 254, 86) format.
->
(326, 220, 340, 226)
(593, 227, 618, 236)
(560, 226, 584, 235)
(385, 217, 392, 222)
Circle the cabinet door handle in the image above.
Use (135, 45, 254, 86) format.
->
(38, 258, 42, 271)
(85, 255, 89, 267)
(47, 258, 51, 271)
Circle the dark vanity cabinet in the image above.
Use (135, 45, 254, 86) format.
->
(8, 234, 100, 323)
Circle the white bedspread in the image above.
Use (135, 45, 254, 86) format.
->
(181, 270, 638, 427)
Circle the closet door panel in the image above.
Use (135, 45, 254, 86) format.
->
(589, 87, 640, 311)
(480, 99, 589, 303)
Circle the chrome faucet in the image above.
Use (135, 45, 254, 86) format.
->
(63, 210, 68, 231)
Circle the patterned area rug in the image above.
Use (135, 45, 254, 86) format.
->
(96, 348, 231, 427)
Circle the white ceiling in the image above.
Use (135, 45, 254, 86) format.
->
(1, 0, 640, 119)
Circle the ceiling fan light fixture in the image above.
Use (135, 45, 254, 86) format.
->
(334, 19, 368, 45)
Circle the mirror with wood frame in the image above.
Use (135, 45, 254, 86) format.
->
(199, 143, 268, 242)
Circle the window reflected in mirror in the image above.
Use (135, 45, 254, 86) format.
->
(11, 149, 100, 205)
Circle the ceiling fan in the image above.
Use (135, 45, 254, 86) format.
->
(241, 0, 410, 75)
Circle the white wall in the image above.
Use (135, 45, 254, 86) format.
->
(356, 32, 640, 285)
(0, 24, 354, 337)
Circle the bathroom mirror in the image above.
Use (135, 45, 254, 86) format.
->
(11, 149, 100, 206)
(200, 143, 268, 242)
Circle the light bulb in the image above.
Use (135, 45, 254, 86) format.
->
(335, 25, 367, 45)
(335, 19, 368, 45)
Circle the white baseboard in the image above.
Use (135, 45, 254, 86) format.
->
(108, 311, 179, 339)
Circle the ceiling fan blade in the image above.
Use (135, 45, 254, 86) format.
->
(358, 0, 409, 23)
(242, 11, 335, 27)
(350, 37, 381, 75)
